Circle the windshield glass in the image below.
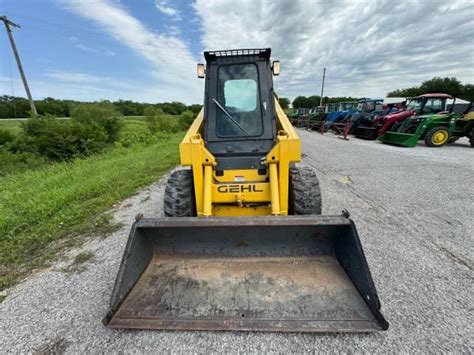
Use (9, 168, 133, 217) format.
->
(216, 64, 262, 137)
(407, 99, 423, 111)
(365, 101, 376, 111)
(423, 98, 445, 113)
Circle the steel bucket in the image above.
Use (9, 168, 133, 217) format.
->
(378, 132, 419, 147)
(104, 215, 389, 332)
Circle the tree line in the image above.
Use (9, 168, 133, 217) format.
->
(387, 77, 473, 101)
(0, 96, 203, 119)
(3, 77, 471, 116)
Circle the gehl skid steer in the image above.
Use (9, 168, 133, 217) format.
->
(104, 49, 388, 332)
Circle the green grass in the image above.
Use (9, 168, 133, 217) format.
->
(0, 120, 22, 136)
(0, 116, 153, 138)
(121, 118, 150, 136)
(0, 132, 183, 289)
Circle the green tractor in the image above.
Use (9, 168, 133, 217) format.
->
(289, 108, 309, 127)
(307, 106, 326, 130)
(378, 100, 474, 148)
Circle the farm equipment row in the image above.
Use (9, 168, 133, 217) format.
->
(290, 94, 474, 148)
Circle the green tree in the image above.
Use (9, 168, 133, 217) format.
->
(420, 77, 463, 97)
(387, 77, 471, 99)
(71, 103, 123, 143)
(387, 87, 423, 98)
(178, 110, 195, 130)
(187, 104, 203, 115)
(278, 97, 290, 109)
(292, 95, 321, 108)
(461, 84, 474, 101)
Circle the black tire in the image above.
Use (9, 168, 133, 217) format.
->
(405, 123, 418, 134)
(289, 166, 322, 215)
(164, 169, 196, 217)
(470, 128, 474, 147)
(390, 122, 403, 132)
(424, 126, 450, 147)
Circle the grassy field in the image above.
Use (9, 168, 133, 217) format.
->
(0, 130, 183, 290)
(0, 116, 151, 135)
(0, 120, 23, 136)
(0, 116, 180, 177)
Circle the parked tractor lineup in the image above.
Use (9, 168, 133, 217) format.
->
(290, 94, 474, 148)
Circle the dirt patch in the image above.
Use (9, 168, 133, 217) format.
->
(35, 337, 69, 355)
(61, 251, 95, 274)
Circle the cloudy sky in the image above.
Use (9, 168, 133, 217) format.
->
(1, 0, 473, 104)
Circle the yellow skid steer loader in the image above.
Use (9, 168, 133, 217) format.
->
(104, 49, 388, 332)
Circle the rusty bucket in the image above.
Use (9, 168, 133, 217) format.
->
(104, 215, 388, 332)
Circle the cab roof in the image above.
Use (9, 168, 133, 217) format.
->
(416, 93, 452, 99)
(204, 48, 271, 62)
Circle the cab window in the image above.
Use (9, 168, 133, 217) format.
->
(423, 99, 445, 113)
(217, 64, 263, 137)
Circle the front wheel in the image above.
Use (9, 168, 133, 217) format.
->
(289, 166, 322, 215)
(424, 127, 450, 147)
(469, 128, 474, 147)
(164, 169, 196, 217)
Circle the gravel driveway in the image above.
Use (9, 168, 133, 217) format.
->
(1, 130, 472, 353)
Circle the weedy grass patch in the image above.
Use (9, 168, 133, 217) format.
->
(0, 132, 183, 289)
(0, 120, 23, 136)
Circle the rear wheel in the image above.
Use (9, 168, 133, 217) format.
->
(164, 170, 196, 217)
(424, 127, 450, 147)
(289, 166, 322, 215)
(470, 128, 474, 147)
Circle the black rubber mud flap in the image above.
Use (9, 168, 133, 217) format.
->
(104, 216, 389, 332)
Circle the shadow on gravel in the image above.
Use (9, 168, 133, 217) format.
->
(35, 336, 69, 355)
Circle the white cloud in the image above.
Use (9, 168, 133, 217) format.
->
(73, 42, 116, 56)
(193, 0, 474, 100)
(58, 0, 201, 103)
(74, 43, 97, 53)
(45, 70, 106, 83)
(155, 0, 181, 20)
(166, 25, 181, 37)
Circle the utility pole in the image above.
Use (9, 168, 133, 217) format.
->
(1, 16, 37, 115)
(319, 67, 326, 107)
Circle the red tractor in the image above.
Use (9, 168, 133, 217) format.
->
(354, 93, 452, 140)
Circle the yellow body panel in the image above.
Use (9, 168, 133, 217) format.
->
(214, 169, 267, 183)
(179, 97, 300, 217)
(464, 112, 474, 120)
(212, 182, 270, 203)
(212, 205, 271, 216)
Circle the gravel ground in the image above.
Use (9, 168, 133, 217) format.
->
(1, 130, 472, 353)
